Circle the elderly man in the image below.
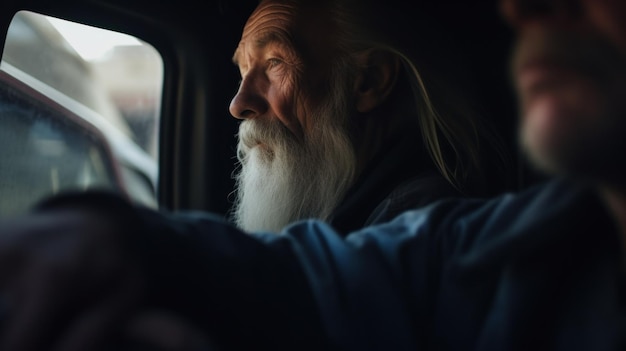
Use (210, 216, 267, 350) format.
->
(0, 0, 624, 350)
(227, 0, 511, 233)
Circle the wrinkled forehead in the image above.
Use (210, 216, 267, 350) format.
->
(241, 0, 298, 40)
(232, 1, 298, 63)
(234, 0, 335, 64)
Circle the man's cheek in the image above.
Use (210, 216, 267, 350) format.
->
(281, 90, 312, 141)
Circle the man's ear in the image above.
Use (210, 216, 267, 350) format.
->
(352, 49, 400, 113)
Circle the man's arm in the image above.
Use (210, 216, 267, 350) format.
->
(0, 190, 328, 350)
(0, 186, 506, 351)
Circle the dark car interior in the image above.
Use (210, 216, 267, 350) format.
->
(0, 0, 542, 220)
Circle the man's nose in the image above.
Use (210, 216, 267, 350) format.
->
(229, 75, 267, 120)
(500, 0, 583, 27)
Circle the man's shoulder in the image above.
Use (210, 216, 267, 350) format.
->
(348, 177, 597, 253)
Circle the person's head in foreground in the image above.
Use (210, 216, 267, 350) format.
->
(505, 0, 626, 188)
(228, 0, 511, 232)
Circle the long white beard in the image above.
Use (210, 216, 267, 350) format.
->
(232, 84, 357, 233)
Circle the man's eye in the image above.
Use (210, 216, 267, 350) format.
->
(267, 58, 283, 69)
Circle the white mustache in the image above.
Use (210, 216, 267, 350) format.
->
(237, 119, 296, 150)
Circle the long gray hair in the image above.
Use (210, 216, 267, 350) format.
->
(320, 0, 513, 195)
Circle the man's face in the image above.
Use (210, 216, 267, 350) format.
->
(228, 0, 357, 232)
(504, 0, 626, 180)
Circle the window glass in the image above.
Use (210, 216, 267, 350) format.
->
(0, 10, 163, 216)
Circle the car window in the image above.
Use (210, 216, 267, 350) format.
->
(0, 10, 163, 216)
(0, 84, 119, 216)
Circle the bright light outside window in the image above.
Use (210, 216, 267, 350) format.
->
(45, 17, 143, 61)
(0, 11, 163, 213)
(46, 14, 163, 161)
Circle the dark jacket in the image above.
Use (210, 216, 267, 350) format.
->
(38, 177, 625, 350)
(329, 130, 461, 234)
(328, 117, 514, 234)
